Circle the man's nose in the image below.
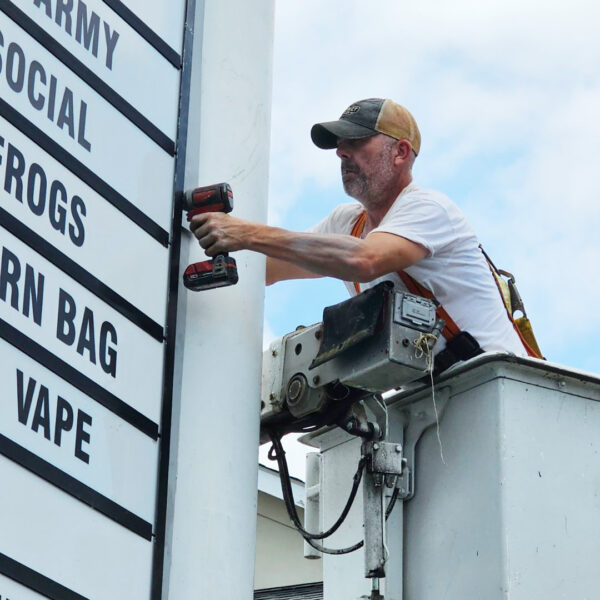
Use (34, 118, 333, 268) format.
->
(336, 140, 351, 159)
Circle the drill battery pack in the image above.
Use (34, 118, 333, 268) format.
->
(183, 255, 238, 291)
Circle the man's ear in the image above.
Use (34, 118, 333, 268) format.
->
(393, 139, 413, 164)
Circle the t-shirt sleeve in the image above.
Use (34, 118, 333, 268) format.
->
(371, 195, 456, 257)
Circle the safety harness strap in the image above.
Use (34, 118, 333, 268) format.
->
(482, 254, 542, 359)
(350, 210, 461, 341)
(349, 210, 543, 362)
(349, 210, 541, 359)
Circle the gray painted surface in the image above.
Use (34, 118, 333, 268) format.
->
(402, 358, 600, 599)
(305, 355, 600, 600)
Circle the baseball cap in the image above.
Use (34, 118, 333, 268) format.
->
(311, 98, 421, 155)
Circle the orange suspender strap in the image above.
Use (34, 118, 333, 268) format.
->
(350, 211, 367, 295)
(395, 271, 461, 340)
(349, 211, 461, 341)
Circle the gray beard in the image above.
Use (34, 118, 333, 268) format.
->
(342, 153, 396, 207)
(342, 171, 369, 200)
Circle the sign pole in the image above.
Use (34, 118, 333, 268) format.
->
(162, 0, 275, 598)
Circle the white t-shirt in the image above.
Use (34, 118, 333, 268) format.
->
(309, 183, 527, 356)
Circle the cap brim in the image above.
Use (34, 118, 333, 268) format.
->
(311, 120, 377, 149)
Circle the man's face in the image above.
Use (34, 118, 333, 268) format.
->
(336, 134, 397, 205)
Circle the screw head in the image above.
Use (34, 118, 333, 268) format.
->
(287, 375, 307, 405)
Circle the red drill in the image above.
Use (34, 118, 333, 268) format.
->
(183, 183, 239, 291)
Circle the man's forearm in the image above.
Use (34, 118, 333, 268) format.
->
(247, 223, 377, 282)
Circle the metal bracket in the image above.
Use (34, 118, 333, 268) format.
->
(363, 441, 406, 479)
(342, 394, 388, 440)
(361, 439, 406, 580)
(363, 395, 388, 440)
(396, 386, 450, 501)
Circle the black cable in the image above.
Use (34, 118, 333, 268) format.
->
(268, 431, 365, 540)
(267, 430, 404, 556)
(303, 485, 401, 556)
(385, 485, 400, 519)
(305, 534, 364, 555)
(268, 431, 366, 555)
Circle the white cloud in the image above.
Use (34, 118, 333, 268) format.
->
(262, 319, 278, 351)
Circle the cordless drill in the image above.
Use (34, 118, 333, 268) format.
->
(182, 182, 239, 291)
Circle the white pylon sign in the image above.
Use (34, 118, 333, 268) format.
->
(0, 0, 194, 597)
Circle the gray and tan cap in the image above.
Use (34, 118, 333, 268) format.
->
(311, 98, 421, 155)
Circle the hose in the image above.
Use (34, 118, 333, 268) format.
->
(267, 431, 402, 556)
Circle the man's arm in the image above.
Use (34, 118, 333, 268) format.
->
(189, 212, 428, 283)
(266, 257, 322, 286)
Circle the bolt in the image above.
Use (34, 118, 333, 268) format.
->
(395, 444, 402, 453)
(271, 349, 278, 357)
(312, 375, 321, 385)
(402, 338, 410, 347)
(373, 443, 380, 451)
(287, 375, 307, 405)
(269, 393, 276, 400)
(558, 380, 566, 388)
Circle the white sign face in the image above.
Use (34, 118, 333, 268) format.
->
(0, 573, 49, 600)
(0, 0, 188, 596)
(0, 116, 170, 325)
(10, 0, 181, 138)
(0, 340, 159, 522)
(120, 0, 186, 55)
(0, 455, 154, 599)
(0, 230, 164, 422)
(0, 12, 175, 229)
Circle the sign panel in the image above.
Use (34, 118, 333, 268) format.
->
(0, 455, 154, 599)
(0, 573, 49, 600)
(9, 0, 180, 137)
(0, 230, 164, 423)
(0, 339, 158, 522)
(0, 12, 175, 229)
(120, 0, 186, 55)
(0, 0, 191, 595)
(0, 116, 170, 325)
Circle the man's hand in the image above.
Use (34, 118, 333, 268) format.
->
(189, 212, 253, 257)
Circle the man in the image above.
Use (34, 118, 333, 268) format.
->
(190, 98, 527, 362)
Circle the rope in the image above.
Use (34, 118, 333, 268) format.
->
(414, 333, 446, 465)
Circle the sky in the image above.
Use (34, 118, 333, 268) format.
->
(259, 0, 600, 476)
